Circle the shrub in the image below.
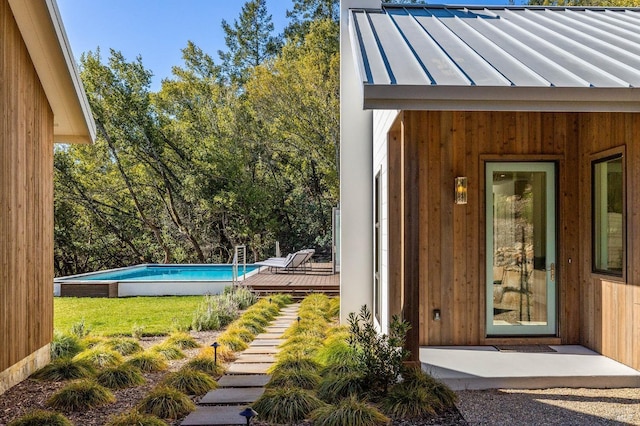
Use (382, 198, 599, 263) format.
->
(217, 334, 248, 352)
(69, 318, 91, 338)
(73, 347, 123, 369)
(401, 366, 457, 409)
(184, 355, 226, 376)
(162, 369, 218, 396)
(125, 352, 168, 373)
(106, 410, 167, 426)
(317, 372, 366, 403)
(104, 337, 143, 356)
(166, 332, 200, 350)
(97, 364, 145, 389)
(252, 388, 324, 424)
(266, 368, 320, 390)
(269, 356, 322, 374)
(311, 396, 389, 426)
(150, 343, 185, 360)
(199, 345, 236, 363)
(50, 331, 84, 360)
(226, 285, 257, 309)
(137, 386, 195, 420)
(132, 324, 145, 339)
(46, 379, 115, 411)
(381, 383, 438, 418)
(81, 336, 106, 349)
(224, 325, 255, 343)
(31, 357, 96, 381)
(7, 410, 73, 426)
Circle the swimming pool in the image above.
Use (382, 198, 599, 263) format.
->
(54, 264, 260, 297)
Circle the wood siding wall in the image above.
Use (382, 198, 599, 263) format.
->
(1, 0, 55, 373)
(390, 110, 640, 369)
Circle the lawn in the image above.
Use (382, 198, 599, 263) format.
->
(54, 296, 204, 336)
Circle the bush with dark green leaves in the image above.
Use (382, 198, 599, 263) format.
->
(46, 379, 115, 411)
(103, 337, 143, 356)
(7, 410, 73, 426)
(252, 388, 325, 424)
(311, 396, 389, 426)
(97, 364, 145, 389)
(105, 410, 167, 426)
(125, 352, 168, 373)
(161, 369, 218, 396)
(137, 386, 195, 420)
(31, 357, 95, 381)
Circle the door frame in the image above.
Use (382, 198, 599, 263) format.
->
(485, 161, 558, 337)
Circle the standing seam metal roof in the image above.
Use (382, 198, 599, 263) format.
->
(349, 5, 640, 111)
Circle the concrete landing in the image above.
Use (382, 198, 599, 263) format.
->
(421, 345, 640, 390)
(200, 387, 265, 405)
(181, 406, 251, 425)
(217, 374, 271, 388)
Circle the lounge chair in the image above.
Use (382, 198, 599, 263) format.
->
(255, 249, 315, 273)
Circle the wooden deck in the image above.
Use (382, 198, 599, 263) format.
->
(244, 263, 339, 299)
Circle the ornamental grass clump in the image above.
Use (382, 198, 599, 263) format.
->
(31, 357, 96, 381)
(46, 379, 115, 411)
(184, 354, 226, 377)
(235, 317, 266, 334)
(401, 366, 457, 409)
(125, 352, 168, 373)
(73, 347, 123, 369)
(103, 337, 143, 356)
(226, 285, 257, 309)
(165, 332, 200, 350)
(317, 371, 367, 404)
(50, 331, 84, 360)
(199, 345, 236, 363)
(137, 386, 195, 420)
(381, 382, 438, 419)
(217, 333, 248, 352)
(161, 369, 218, 396)
(7, 410, 73, 426)
(311, 396, 389, 426)
(268, 355, 322, 375)
(150, 343, 185, 360)
(97, 364, 145, 389)
(266, 368, 321, 390)
(252, 388, 324, 424)
(223, 324, 255, 343)
(105, 410, 167, 426)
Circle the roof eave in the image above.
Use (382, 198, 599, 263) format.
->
(8, 0, 96, 144)
(363, 85, 640, 112)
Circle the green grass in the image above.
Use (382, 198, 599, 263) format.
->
(7, 410, 73, 426)
(54, 296, 204, 336)
(137, 386, 195, 420)
(46, 380, 115, 411)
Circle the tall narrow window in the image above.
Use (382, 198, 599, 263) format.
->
(593, 155, 624, 276)
(374, 172, 382, 323)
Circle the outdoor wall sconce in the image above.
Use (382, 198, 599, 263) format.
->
(455, 177, 468, 205)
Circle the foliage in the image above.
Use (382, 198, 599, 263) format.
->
(31, 357, 96, 382)
(199, 345, 236, 363)
(96, 364, 146, 389)
(381, 382, 438, 419)
(252, 388, 325, 424)
(161, 369, 218, 396)
(165, 332, 200, 350)
(266, 368, 321, 390)
(401, 366, 458, 409)
(191, 293, 242, 332)
(227, 286, 258, 309)
(150, 343, 185, 360)
(73, 347, 123, 369)
(125, 352, 168, 373)
(311, 396, 389, 426)
(348, 305, 410, 394)
(46, 380, 115, 411)
(137, 386, 196, 420)
(106, 410, 168, 426)
(217, 334, 248, 352)
(184, 355, 226, 377)
(317, 372, 366, 404)
(50, 331, 84, 360)
(269, 356, 322, 375)
(55, 296, 202, 335)
(70, 318, 91, 338)
(7, 410, 73, 426)
(103, 337, 144, 356)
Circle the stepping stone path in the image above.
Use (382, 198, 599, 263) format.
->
(181, 303, 300, 426)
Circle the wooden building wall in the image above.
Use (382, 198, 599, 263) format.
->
(1, 0, 55, 375)
(389, 110, 640, 369)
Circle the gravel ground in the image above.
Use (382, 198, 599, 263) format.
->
(456, 388, 640, 425)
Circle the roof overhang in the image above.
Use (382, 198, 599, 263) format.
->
(8, 0, 96, 144)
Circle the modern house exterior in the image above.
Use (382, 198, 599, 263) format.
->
(340, 0, 640, 370)
(0, 0, 95, 393)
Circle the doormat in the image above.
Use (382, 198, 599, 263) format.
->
(494, 345, 557, 353)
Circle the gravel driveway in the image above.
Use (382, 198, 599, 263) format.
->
(456, 388, 640, 425)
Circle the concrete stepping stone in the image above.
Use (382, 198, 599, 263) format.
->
(242, 346, 280, 355)
(235, 354, 276, 363)
(217, 374, 271, 388)
(270, 321, 294, 327)
(181, 405, 251, 425)
(200, 387, 265, 405)
(227, 363, 271, 374)
(264, 327, 288, 333)
(249, 339, 283, 346)
(255, 333, 284, 339)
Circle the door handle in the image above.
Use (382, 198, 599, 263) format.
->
(550, 263, 555, 282)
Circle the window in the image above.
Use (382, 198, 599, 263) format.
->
(593, 154, 624, 276)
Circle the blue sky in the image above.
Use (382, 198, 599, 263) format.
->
(57, 0, 512, 92)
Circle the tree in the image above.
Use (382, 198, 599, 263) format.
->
(284, 0, 339, 40)
(219, 0, 281, 85)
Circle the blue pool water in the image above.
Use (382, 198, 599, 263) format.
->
(62, 264, 259, 282)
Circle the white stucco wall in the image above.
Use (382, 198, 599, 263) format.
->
(339, 0, 380, 322)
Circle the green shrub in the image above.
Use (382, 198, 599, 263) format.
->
(166, 332, 200, 350)
(132, 324, 145, 339)
(224, 325, 255, 343)
(317, 372, 366, 403)
(106, 410, 167, 426)
(70, 318, 91, 338)
(401, 366, 457, 409)
(270, 294, 293, 306)
(381, 382, 438, 418)
(50, 331, 84, 360)
(46, 379, 115, 411)
(162, 369, 218, 396)
(315, 337, 355, 367)
(103, 337, 143, 356)
(199, 345, 236, 363)
(226, 285, 257, 309)
(266, 368, 320, 390)
(31, 357, 96, 381)
(191, 298, 221, 332)
(252, 388, 324, 424)
(184, 355, 226, 376)
(311, 396, 389, 426)
(218, 334, 248, 352)
(81, 336, 106, 348)
(97, 364, 145, 389)
(73, 347, 123, 369)
(328, 297, 341, 318)
(125, 352, 168, 372)
(269, 356, 322, 374)
(7, 410, 73, 426)
(150, 343, 185, 360)
(137, 386, 195, 420)
(235, 317, 266, 334)
(239, 311, 270, 327)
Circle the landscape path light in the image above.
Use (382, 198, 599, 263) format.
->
(239, 407, 257, 425)
(211, 341, 220, 365)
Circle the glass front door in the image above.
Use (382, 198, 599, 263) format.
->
(486, 162, 556, 336)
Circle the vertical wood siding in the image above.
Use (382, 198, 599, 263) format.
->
(389, 110, 640, 369)
(1, 0, 55, 373)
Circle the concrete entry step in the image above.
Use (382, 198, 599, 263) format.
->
(235, 354, 276, 364)
(421, 345, 640, 390)
(217, 374, 271, 388)
(227, 363, 271, 375)
(181, 405, 251, 425)
(200, 387, 265, 405)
